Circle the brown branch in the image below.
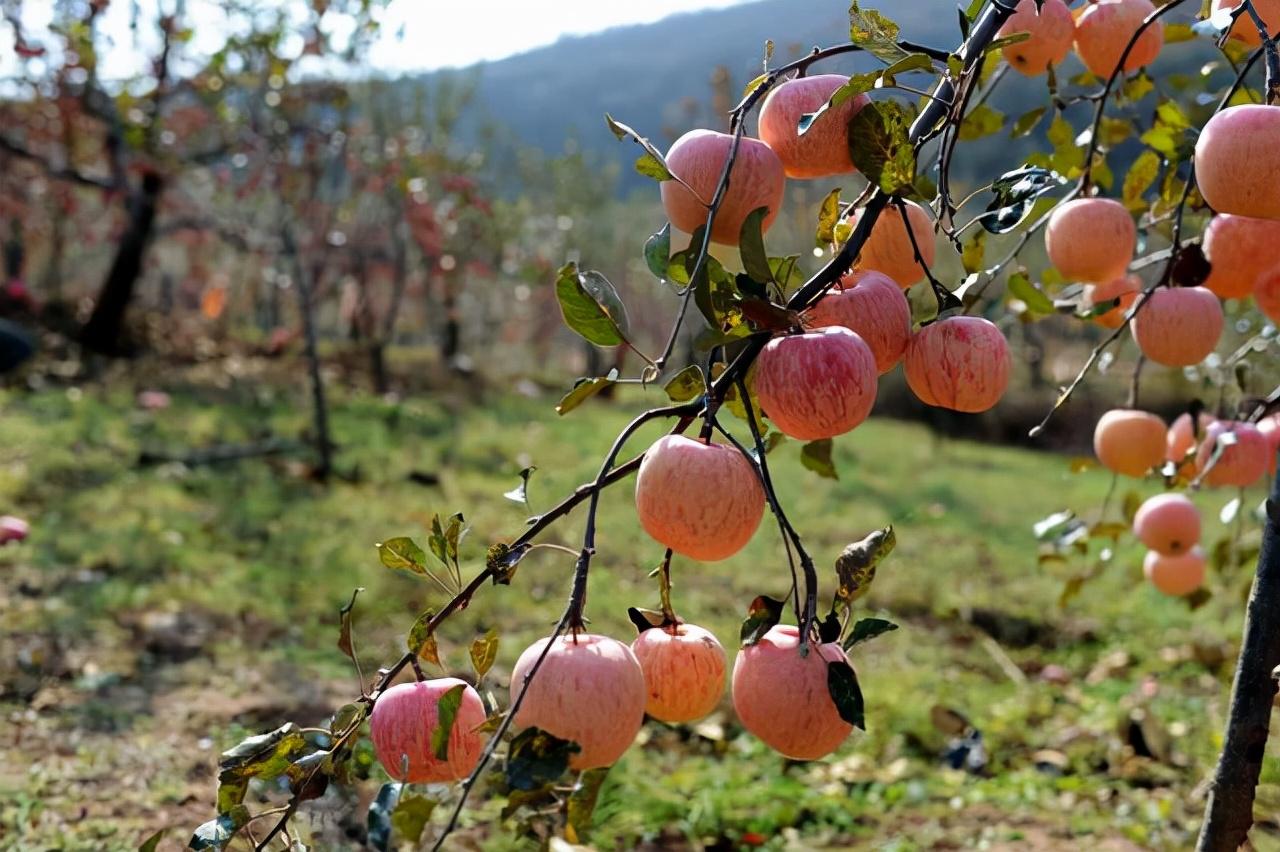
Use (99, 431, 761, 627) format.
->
(1198, 471, 1280, 850)
(0, 136, 114, 190)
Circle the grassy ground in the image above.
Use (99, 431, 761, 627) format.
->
(0, 362, 1275, 851)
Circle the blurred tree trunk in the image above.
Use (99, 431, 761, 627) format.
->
(442, 277, 460, 363)
(284, 226, 333, 483)
(80, 171, 164, 355)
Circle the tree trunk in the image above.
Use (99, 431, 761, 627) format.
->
(442, 279, 460, 363)
(1198, 465, 1280, 851)
(369, 340, 388, 395)
(80, 170, 164, 355)
(284, 227, 334, 483)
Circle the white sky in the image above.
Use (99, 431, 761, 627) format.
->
(1, 0, 753, 82)
(380, 0, 751, 71)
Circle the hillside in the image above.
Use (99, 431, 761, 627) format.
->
(414, 0, 1215, 194)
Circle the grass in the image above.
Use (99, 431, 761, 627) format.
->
(0, 363, 1274, 851)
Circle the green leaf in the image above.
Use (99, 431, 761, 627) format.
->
(431, 683, 467, 761)
(835, 526, 896, 605)
(367, 782, 401, 852)
(847, 101, 915, 194)
(634, 151, 673, 182)
(505, 727, 580, 791)
(391, 794, 436, 848)
(644, 223, 671, 279)
(843, 617, 900, 651)
(739, 594, 786, 646)
(663, 364, 706, 402)
(555, 263, 630, 347)
(769, 254, 804, 291)
(605, 114, 680, 186)
(138, 829, 167, 852)
(1009, 107, 1046, 139)
(487, 541, 531, 584)
(739, 206, 774, 285)
(1006, 272, 1054, 316)
(800, 438, 837, 480)
(849, 2, 906, 62)
(188, 806, 249, 851)
(406, 609, 441, 665)
(285, 750, 332, 803)
(566, 767, 611, 841)
(377, 538, 426, 575)
(556, 373, 617, 416)
(958, 104, 1005, 141)
(217, 724, 308, 813)
(815, 187, 843, 247)
(331, 701, 365, 737)
(961, 231, 986, 275)
(827, 659, 866, 730)
(469, 627, 500, 678)
(1122, 149, 1161, 211)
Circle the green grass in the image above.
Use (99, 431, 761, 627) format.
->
(0, 369, 1271, 851)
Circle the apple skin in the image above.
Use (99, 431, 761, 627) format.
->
(1255, 266, 1280, 324)
(757, 74, 868, 179)
(1130, 287, 1223, 367)
(846, 200, 936, 289)
(660, 130, 787, 246)
(903, 316, 1010, 413)
(1213, 0, 1280, 45)
(631, 623, 727, 723)
(1073, 0, 1163, 78)
(1045, 198, 1136, 284)
(1093, 408, 1167, 478)
(1144, 547, 1206, 597)
(1195, 105, 1280, 220)
(510, 633, 647, 770)
(1195, 421, 1271, 488)
(1166, 411, 1216, 465)
(1133, 493, 1201, 556)
(804, 270, 911, 374)
(754, 327, 879, 441)
(999, 0, 1075, 76)
(1202, 214, 1280, 300)
(634, 435, 766, 562)
(369, 678, 488, 783)
(732, 624, 854, 760)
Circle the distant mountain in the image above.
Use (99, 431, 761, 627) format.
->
(415, 0, 962, 191)
(413, 0, 1216, 195)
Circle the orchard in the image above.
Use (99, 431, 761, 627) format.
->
(2, 0, 1280, 849)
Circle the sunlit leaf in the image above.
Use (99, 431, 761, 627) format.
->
(555, 263, 630, 347)
(801, 438, 837, 479)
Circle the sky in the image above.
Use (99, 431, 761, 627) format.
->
(0, 0, 754, 83)
(379, 0, 751, 71)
